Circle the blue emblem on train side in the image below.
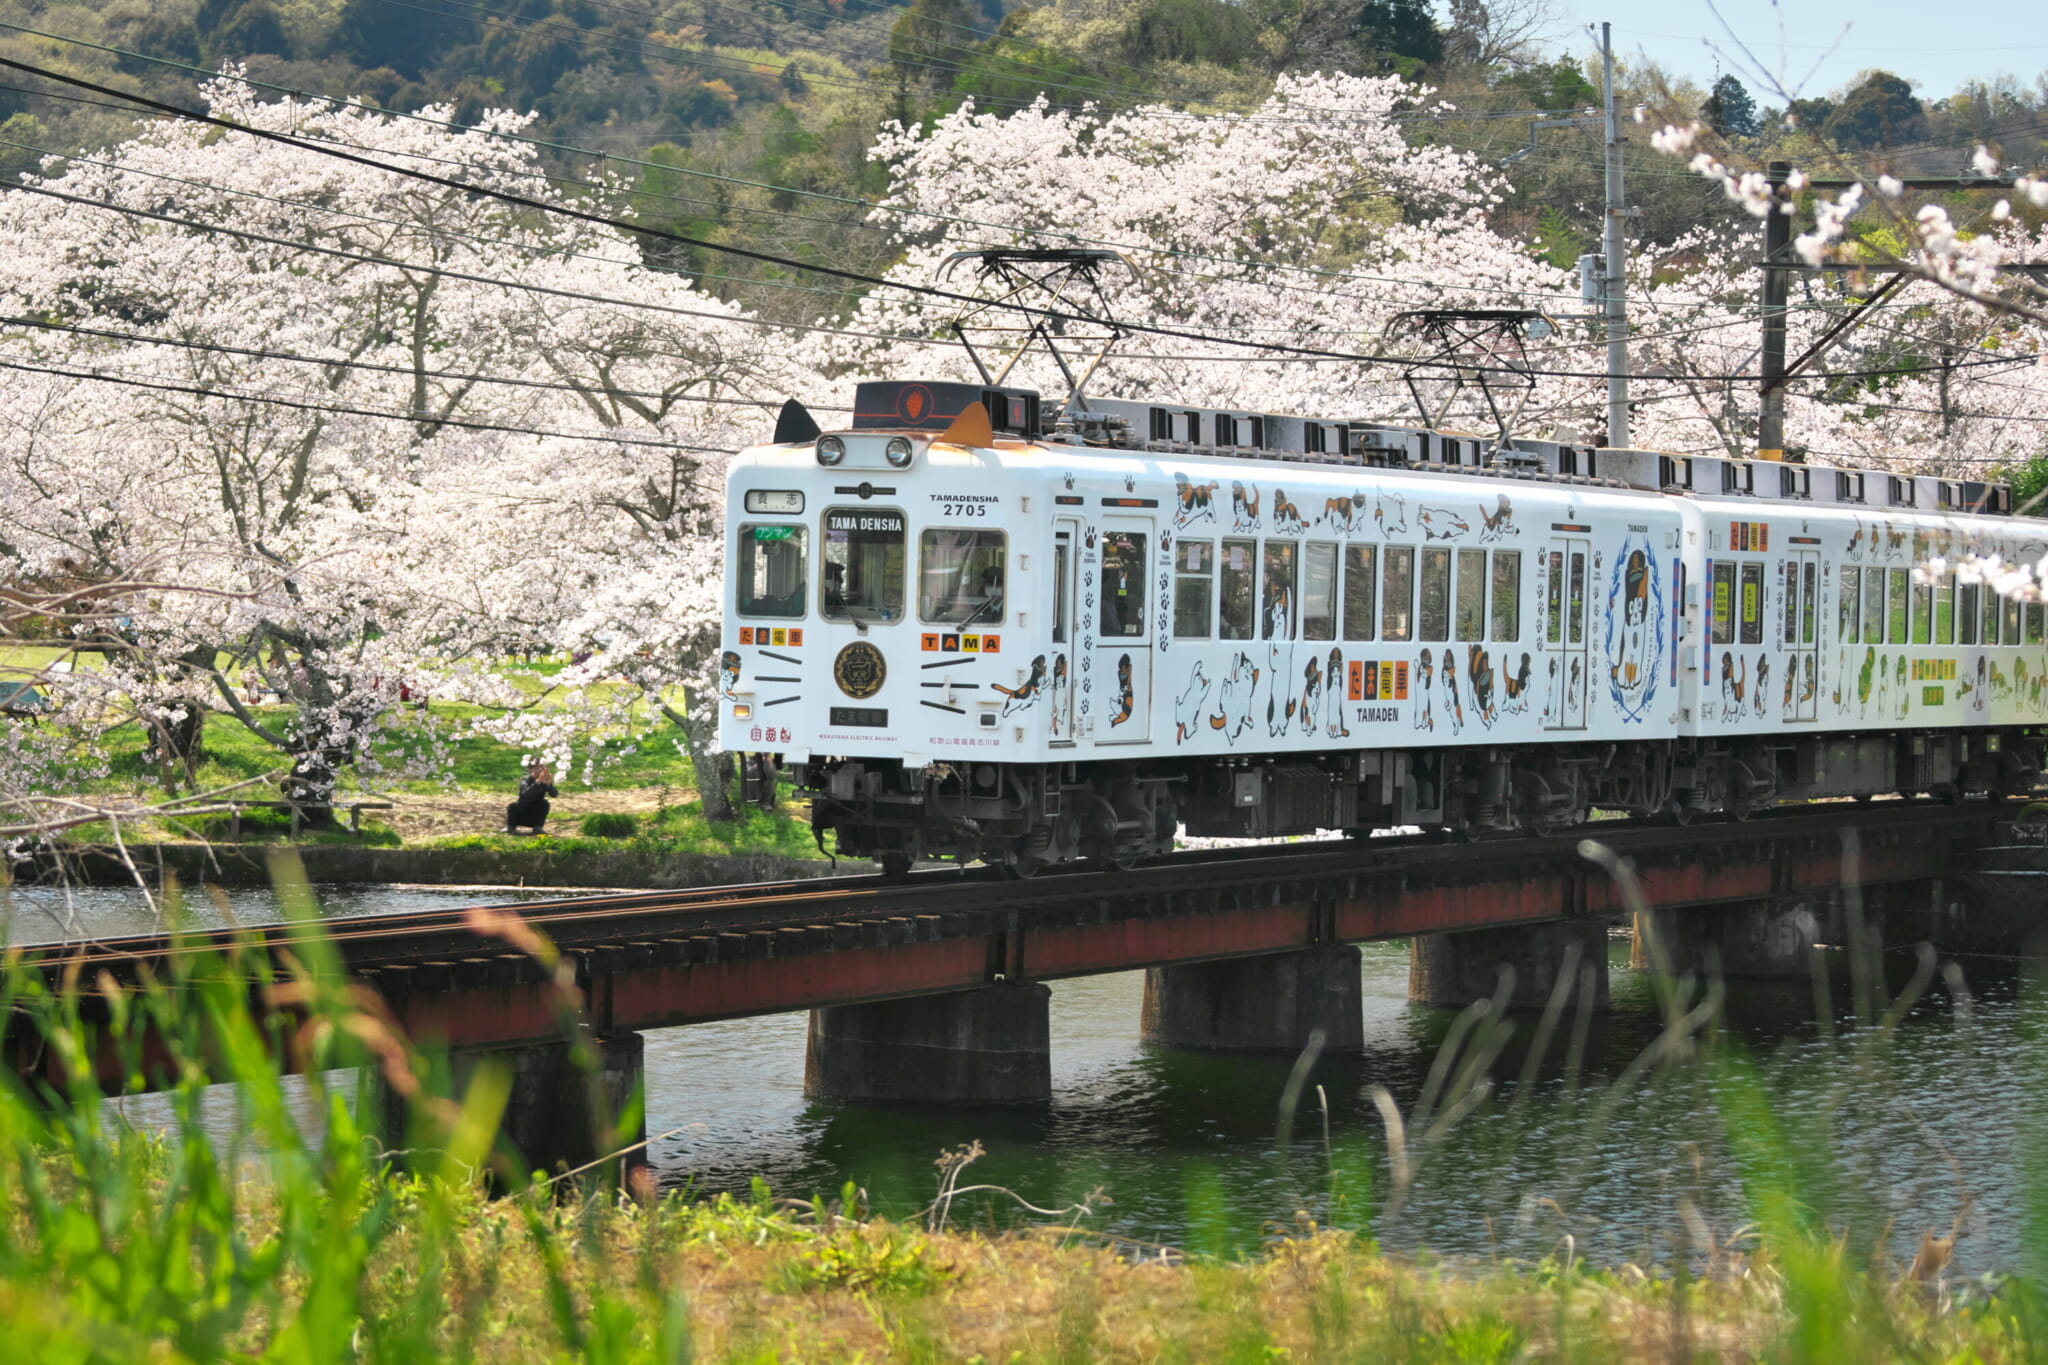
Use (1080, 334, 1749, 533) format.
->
(1603, 535, 1663, 723)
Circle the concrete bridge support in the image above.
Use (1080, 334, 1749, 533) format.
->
(1408, 920, 1611, 1010)
(804, 981, 1051, 1105)
(1139, 947, 1365, 1053)
(375, 1031, 647, 1185)
(1631, 898, 1823, 979)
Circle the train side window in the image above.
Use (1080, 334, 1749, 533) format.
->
(1980, 585, 1998, 644)
(918, 528, 1007, 625)
(822, 507, 906, 624)
(1911, 573, 1933, 645)
(1802, 561, 1817, 645)
(1839, 566, 1860, 642)
(1303, 543, 1337, 641)
(1419, 547, 1451, 642)
(1863, 568, 1886, 644)
(1454, 548, 1486, 642)
(1219, 539, 1256, 639)
(1782, 563, 1798, 644)
(1173, 539, 1215, 638)
(1490, 551, 1521, 641)
(1886, 569, 1909, 643)
(1052, 536, 1070, 644)
(736, 524, 807, 618)
(1710, 562, 1735, 646)
(1343, 545, 1377, 641)
(2030, 602, 2046, 644)
(1099, 531, 1147, 638)
(1959, 580, 1979, 646)
(1382, 547, 1415, 642)
(1739, 562, 1764, 645)
(1262, 541, 1298, 638)
(2004, 595, 2021, 645)
(1935, 573, 1955, 644)
(1568, 550, 1586, 645)
(1545, 550, 1564, 644)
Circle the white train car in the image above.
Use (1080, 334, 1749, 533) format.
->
(718, 380, 2042, 874)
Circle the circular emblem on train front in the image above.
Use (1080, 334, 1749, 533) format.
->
(834, 641, 887, 699)
(895, 383, 934, 426)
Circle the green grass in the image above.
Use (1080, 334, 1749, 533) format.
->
(1, 878, 2039, 1362)
(432, 804, 827, 861)
(72, 698, 698, 801)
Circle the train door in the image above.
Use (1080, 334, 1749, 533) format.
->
(1541, 535, 1589, 730)
(1050, 521, 1078, 745)
(1790, 548, 1819, 722)
(1093, 516, 1153, 741)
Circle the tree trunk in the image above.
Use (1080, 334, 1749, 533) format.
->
(665, 694, 735, 823)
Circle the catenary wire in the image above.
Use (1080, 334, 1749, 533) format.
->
(0, 312, 852, 413)
(0, 355, 741, 452)
(0, 20, 1628, 310)
(2, 49, 2027, 390)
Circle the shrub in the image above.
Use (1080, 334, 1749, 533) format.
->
(581, 811, 640, 839)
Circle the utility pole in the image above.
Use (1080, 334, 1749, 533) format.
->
(1600, 21, 1631, 449)
(1757, 161, 1790, 461)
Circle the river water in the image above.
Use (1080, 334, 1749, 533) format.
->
(7, 881, 2038, 1275)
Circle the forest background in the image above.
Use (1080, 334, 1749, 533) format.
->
(1, 0, 2045, 829)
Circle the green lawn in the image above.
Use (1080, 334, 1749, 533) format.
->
(23, 679, 836, 856)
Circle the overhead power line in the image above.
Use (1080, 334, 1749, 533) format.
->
(0, 355, 740, 453)
(0, 312, 852, 412)
(0, 19, 1616, 311)
(0, 48, 2025, 391)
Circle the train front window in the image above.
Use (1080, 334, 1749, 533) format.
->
(821, 507, 906, 624)
(918, 529, 1007, 625)
(736, 524, 806, 618)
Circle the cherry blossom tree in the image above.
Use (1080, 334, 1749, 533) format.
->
(0, 75, 797, 824)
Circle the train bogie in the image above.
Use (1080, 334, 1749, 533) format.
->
(719, 380, 2045, 872)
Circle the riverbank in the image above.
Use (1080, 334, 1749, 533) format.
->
(6, 1172, 2016, 1364)
(27, 838, 837, 888)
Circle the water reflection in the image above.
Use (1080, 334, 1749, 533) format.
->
(19, 888, 2038, 1273)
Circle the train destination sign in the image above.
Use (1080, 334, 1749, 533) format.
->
(828, 512, 904, 534)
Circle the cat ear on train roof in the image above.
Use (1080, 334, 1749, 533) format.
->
(773, 398, 821, 445)
(937, 402, 994, 449)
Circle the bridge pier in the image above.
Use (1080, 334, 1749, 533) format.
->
(1407, 921, 1611, 1010)
(375, 1032, 647, 1185)
(1139, 947, 1364, 1053)
(1632, 898, 1823, 979)
(804, 981, 1051, 1105)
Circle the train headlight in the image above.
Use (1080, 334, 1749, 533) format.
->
(815, 434, 847, 466)
(732, 701, 753, 720)
(884, 436, 915, 469)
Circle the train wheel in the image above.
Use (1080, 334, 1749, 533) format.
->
(1663, 799, 1695, 826)
(998, 850, 1045, 879)
(878, 851, 913, 879)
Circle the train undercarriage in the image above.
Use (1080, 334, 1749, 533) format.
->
(793, 730, 2044, 875)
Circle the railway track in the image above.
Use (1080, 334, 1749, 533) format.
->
(22, 797, 2010, 981)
